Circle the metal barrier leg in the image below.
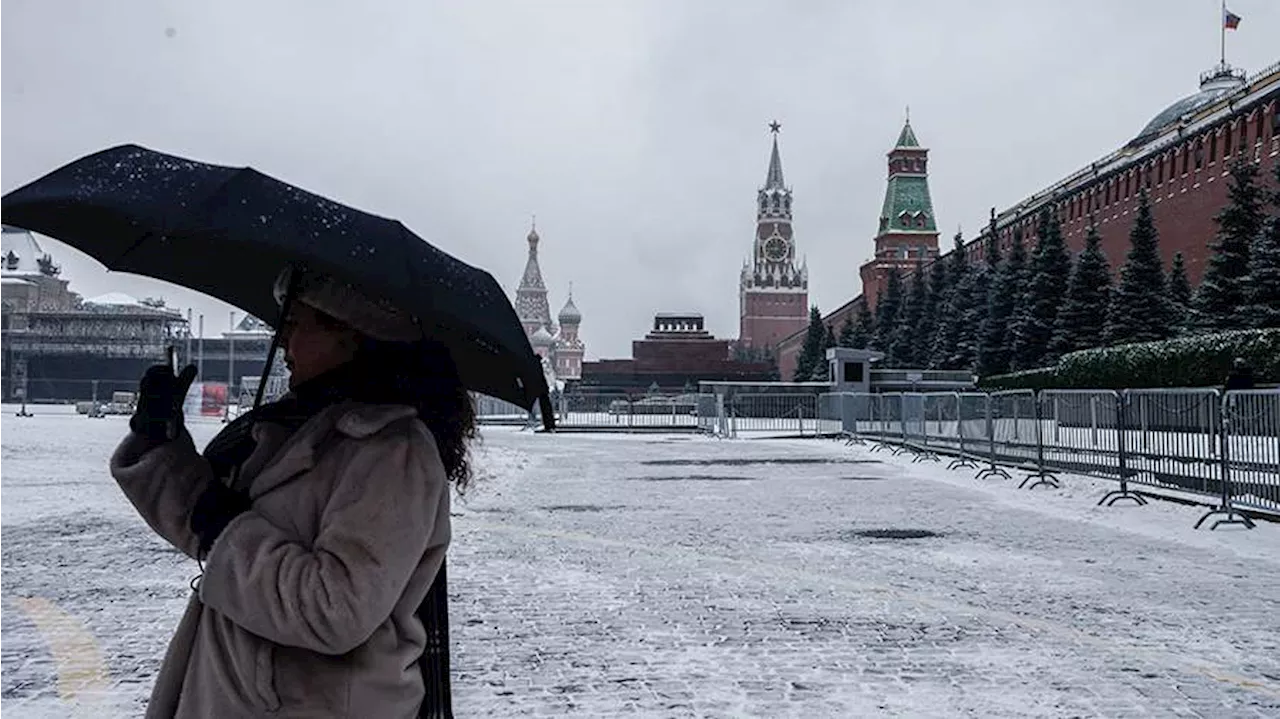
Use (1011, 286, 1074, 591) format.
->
(1019, 394, 1061, 490)
(1195, 396, 1256, 530)
(1195, 506, 1257, 530)
(911, 446, 940, 463)
(976, 400, 1010, 480)
(1098, 390, 1147, 507)
(948, 394, 979, 470)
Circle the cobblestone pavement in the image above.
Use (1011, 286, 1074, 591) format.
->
(4, 410, 1280, 717)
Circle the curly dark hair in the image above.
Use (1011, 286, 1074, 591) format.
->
(350, 336, 480, 493)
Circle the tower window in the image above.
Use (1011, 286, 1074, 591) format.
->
(1181, 146, 1189, 174)
(1208, 131, 1217, 163)
(1124, 173, 1130, 198)
(1156, 157, 1163, 184)
(1224, 124, 1233, 156)
(1194, 141, 1203, 171)
(1257, 109, 1264, 144)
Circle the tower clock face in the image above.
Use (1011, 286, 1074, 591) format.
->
(763, 237, 788, 262)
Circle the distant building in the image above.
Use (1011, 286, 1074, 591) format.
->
(1, 226, 187, 401)
(738, 124, 809, 354)
(858, 117, 941, 309)
(578, 313, 773, 393)
(1, 225, 273, 401)
(513, 222, 585, 386)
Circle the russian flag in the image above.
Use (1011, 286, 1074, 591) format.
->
(1224, 9, 1242, 29)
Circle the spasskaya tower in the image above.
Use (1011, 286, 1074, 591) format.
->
(738, 121, 809, 352)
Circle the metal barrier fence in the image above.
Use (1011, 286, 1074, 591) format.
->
(818, 388, 1280, 530)
(475, 392, 702, 430)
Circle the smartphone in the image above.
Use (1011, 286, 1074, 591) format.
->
(165, 346, 180, 440)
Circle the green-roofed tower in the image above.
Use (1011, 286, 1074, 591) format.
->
(859, 117, 941, 311)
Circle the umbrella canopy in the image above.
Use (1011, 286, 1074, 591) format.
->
(2, 144, 552, 425)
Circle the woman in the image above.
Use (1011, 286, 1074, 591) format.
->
(111, 267, 476, 718)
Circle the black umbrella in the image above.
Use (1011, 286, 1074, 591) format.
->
(2, 144, 553, 427)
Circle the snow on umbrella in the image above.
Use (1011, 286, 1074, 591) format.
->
(1, 144, 552, 423)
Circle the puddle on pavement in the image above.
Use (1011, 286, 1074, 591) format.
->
(632, 475, 754, 482)
(540, 504, 628, 513)
(641, 458, 880, 467)
(837, 476, 886, 481)
(844, 529, 941, 540)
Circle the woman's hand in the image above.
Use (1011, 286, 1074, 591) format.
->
(129, 364, 198, 443)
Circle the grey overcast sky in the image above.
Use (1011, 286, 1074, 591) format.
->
(3, 0, 1278, 358)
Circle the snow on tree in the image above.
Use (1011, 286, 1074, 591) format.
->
(837, 318, 855, 348)
(929, 230, 972, 369)
(1049, 221, 1111, 358)
(1105, 188, 1172, 346)
(811, 323, 838, 381)
(850, 299, 874, 350)
(793, 305, 827, 382)
(977, 226, 1027, 377)
(1195, 158, 1265, 331)
(892, 263, 927, 367)
(1239, 162, 1280, 330)
(1167, 252, 1193, 334)
(953, 262, 989, 371)
(873, 268, 903, 361)
(918, 241, 948, 366)
(1011, 207, 1071, 369)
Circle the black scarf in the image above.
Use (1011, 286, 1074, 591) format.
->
(201, 347, 430, 482)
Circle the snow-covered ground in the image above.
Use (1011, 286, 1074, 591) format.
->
(3, 407, 1280, 717)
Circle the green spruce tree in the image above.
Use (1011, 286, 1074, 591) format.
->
(793, 305, 826, 382)
(892, 263, 928, 367)
(1048, 221, 1111, 357)
(1167, 252, 1193, 333)
(811, 324, 837, 381)
(850, 299, 874, 349)
(953, 268, 988, 371)
(1010, 207, 1071, 369)
(919, 240, 950, 365)
(1106, 188, 1172, 345)
(1239, 162, 1280, 329)
(930, 231, 972, 368)
(977, 227, 1026, 376)
(838, 319, 855, 348)
(873, 268, 903, 360)
(1196, 158, 1265, 330)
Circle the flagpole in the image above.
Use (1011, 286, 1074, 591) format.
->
(1220, 0, 1226, 66)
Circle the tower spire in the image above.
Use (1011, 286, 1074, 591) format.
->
(765, 121, 785, 189)
(515, 221, 552, 335)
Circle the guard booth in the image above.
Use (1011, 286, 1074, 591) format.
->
(826, 347, 884, 393)
(825, 348, 885, 433)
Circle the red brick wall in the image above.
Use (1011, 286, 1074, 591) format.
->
(632, 338, 731, 371)
(739, 291, 808, 349)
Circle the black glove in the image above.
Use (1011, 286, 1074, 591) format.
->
(190, 481, 253, 557)
(129, 363, 198, 443)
